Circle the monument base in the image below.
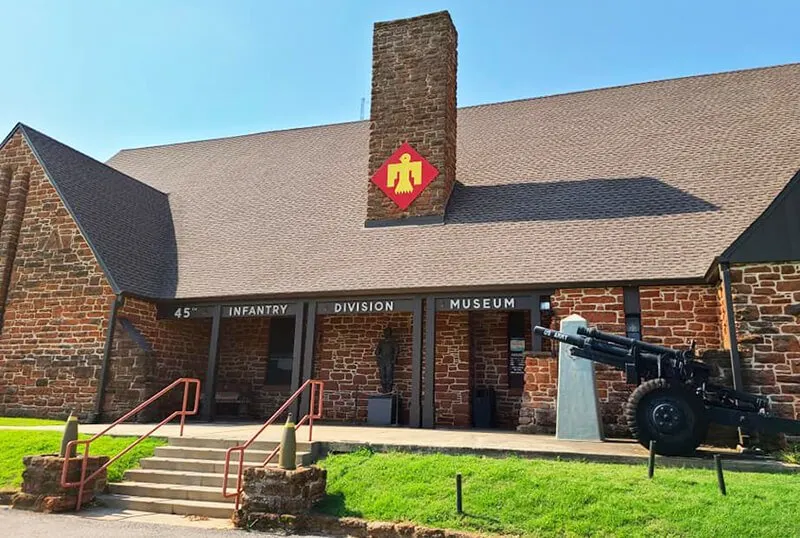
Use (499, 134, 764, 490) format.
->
(367, 394, 399, 426)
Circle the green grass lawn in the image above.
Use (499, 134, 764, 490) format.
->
(317, 450, 800, 538)
(0, 430, 167, 489)
(0, 417, 65, 427)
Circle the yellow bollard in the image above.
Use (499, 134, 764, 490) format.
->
(60, 412, 78, 458)
(278, 413, 297, 470)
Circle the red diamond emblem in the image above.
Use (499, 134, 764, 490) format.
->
(371, 143, 439, 210)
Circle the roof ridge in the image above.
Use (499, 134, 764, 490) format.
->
(460, 61, 800, 112)
(110, 119, 369, 156)
(111, 62, 800, 156)
(19, 124, 169, 197)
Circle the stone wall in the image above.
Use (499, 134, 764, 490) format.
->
(469, 311, 531, 429)
(0, 132, 116, 420)
(112, 297, 209, 420)
(434, 311, 471, 427)
(517, 353, 558, 433)
(519, 285, 725, 436)
(101, 315, 156, 420)
(314, 313, 414, 423)
(640, 285, 721, 349)
(367, 11, 457, 222)
(12, 454, 108, 512)
(217, 317, 290, 418)
(730, 262, 800, 419)
(549, 287, 629, 434)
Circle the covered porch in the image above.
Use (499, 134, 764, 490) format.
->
(154, 291, 556, 429)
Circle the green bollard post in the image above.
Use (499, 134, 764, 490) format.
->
(60, 412, 78, 458)
(279, 413, 297, 470)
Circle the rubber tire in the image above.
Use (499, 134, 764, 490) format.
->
(624, 378, 708, 456)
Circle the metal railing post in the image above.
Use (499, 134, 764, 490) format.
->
(61, 377, 201, 511)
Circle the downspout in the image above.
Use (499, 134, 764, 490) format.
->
(93, 294, 124, 423)
(720, 262, 747, 447)
(720, 262, 744, 391)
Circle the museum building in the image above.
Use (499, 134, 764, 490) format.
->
(0, 11, 799, 436)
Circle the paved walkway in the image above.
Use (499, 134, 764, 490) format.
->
(4, 420, 651, 454)
(6, 421, 762, 464)
(0, 506, 317, 536)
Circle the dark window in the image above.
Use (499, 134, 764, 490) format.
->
(266, 317, 294, 386)
(623, 287, 642, 341)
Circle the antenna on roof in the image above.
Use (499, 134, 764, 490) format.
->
(360, 97, 366, 120)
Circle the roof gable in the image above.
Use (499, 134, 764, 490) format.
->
(721, 168, 800, 263)
(19, 125, 177, 298)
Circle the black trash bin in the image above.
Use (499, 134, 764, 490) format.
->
(472, 387, 496, 428)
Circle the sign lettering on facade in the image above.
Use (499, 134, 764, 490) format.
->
(317, 298, 415, 315)
(435, 295, 533, 311)
(157, 302, 297, 320)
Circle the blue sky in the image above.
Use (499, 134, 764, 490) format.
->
(2, 1, 798, 160)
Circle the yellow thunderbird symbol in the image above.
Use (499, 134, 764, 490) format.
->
(387, 153, 422, 194)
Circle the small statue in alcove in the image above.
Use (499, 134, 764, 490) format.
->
(375, 327, 400, 393)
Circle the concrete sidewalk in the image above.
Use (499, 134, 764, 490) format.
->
(6, 421, 794, 473)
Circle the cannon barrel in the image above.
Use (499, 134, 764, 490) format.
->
(534, 325, 690, 372)
(577, 326, 694, 360)
(533, 326, 586, 348)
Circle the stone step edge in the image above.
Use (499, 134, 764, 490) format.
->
(168, 436, 314, 448)
(110, 481, 229, 494)
(140, 455, 309, 466)
(98, 493, 233, 519)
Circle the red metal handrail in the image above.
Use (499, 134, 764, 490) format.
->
(61, 377, 201, 510)
(223, 379, 324, 510)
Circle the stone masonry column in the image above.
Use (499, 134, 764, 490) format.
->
(0, 168, 30, 326)
(366, 11, 457, 223)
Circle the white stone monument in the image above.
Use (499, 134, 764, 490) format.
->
(556, 314, 604, 441)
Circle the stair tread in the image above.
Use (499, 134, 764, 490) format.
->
(126, 469, 231, 478)
(157, 446, 278, 454)
(143, 454, 307, 463)
(110, 481, 228, 493)
(101, 493, 233, 509)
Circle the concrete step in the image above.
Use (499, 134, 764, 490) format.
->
(139, 454, 313, 474)
(108, 481, 235, 504)
(168, 436, 313, 452)
(154, 445, 283, 463)
(99, 493, 233, 519)
(140, 456, 255, 474)
(124, 468, 239, 488)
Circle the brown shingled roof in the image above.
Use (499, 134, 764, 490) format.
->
(106, 64, 800, 300)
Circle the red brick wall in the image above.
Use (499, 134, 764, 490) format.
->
(640, 285, 721, 350)
(0, 132, 116, 420)
(101, 316, 155, 419)
(469, 311, 530, 429)
(434, 312, 471, 427)
(517, 354, 558, 433)
(519, 284, 735, 435)
(111, 297, 209, 420)
(217, 317, 290, 418)
(730, 263, 800, 420)
(314, 313, 413, 423)
(548, 287, 629, 434)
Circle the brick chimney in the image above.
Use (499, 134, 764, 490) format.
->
(366, 11, 457, 225)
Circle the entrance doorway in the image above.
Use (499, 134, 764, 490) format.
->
(267, 317, 295, 386)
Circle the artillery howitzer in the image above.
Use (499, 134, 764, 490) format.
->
(534, 325, 800, 456)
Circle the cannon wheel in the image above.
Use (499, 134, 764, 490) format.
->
(624, 378, 708, 456)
